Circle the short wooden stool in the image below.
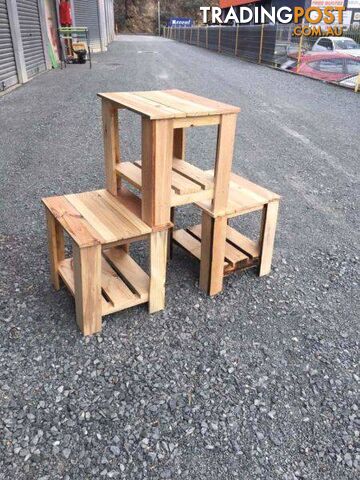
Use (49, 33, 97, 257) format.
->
(173, 171, 280, 295)
(43, 188, 168, 335)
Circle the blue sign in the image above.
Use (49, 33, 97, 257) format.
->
(168, 17, 193, 27)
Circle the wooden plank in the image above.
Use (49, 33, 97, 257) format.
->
(226, 226, 260, 258)
(134, 161, 201, 195)
(117, 185, 141, 218)
(228, 184, 267, 211)
(188, 224, 248, 267)
(101, 257, 135, 306)
(59, 257, 147, 319)
(173, 115, 220, 129)
(103, 248, 149, 300)
(141, 119, 173, 227)
(98, 92, 183, 119)
(73, 244, 102, 336)
(230, 172, 280, 202)
(96, 190, 151, 235)
(66, 190, 151, 243)
(65, 192, 119, 244)
(196, 175, 266, 217)
(169, 170, 202, 195)
(172, 159, 213, 190)
(173, 128, 185, 160)
(212, 114, 237, 215)
(135, 91, 215, 117)
(259, 200, 279, 276)
(102, 99, 120, 196)
(116, 162, 142, 190)
(58, 258, 75, 295)
(165, 89, 240, 115)
(45, 209, 65, 290)
(170, 187, 214, 207)
(199, 213, 227, 296)
(149, 230, 168, 313)
(42, 196, 103, 247)
(173, 229, 201, 260)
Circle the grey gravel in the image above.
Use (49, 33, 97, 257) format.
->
(0, 35, 359, 479)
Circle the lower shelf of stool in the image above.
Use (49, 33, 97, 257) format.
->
(173, 225, 260, 274)
(58, 248, 149, 316)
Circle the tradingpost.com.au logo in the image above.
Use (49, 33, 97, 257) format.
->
(200, 2, 348, 36)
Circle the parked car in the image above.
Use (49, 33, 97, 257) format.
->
(311, 36, 360, 57)
(280, 51, 360, 83)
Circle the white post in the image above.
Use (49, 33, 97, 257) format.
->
(158, 1, 161, 36)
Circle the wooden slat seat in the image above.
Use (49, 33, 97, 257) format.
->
(196, 170, 280, 217)
(98, 89, 240, 120)
(42, 188, 151, 248)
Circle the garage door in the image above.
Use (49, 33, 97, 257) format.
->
(0, 0, 18, 91)
(73, 0, 101, 52)
(17, 0, 46, 78)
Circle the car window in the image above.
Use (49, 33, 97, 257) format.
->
(345, 59, 360, 75)
(317, 39, 333, 50)
(334, 39, 358, 50)
(309, 59, 345, 73)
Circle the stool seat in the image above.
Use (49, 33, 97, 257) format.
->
(196, 171, 280, 218)
(42, 188, 151, 248)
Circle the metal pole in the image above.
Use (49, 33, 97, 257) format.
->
(296, 33, 304, 73)
(158, 1, 161, 36)
(258, 24, 264, 64)
(235, 25, 239, 56)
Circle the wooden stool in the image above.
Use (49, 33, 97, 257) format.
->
(42, 188, 169, 335)
(173, 171, 280, 295)
(98, 89, 240, 264)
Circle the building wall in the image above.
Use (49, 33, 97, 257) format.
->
(1, 0, 50, 93)
(72, 0, 115, 52)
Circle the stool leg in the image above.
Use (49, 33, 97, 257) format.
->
(199, 212, 227, 296)
(45, 209, 64, 291)
(259, 200, 279, 277)
(168, 207, 175, 260)
(149, 231, 168, 313)
(121, 244, 130, 254)
(73, 243, 102, 336)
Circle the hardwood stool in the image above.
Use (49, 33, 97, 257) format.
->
(173, 171, 280, 295)
(42, 188, 169, 336)
(98, 89, 240, 261)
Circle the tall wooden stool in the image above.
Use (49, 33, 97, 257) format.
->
(97, 89, 240, 271)
(173, 171, 280, 295)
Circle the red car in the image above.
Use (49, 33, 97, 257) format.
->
(281, 51, 360, 83)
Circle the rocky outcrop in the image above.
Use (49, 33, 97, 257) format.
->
(114, 0, 217, 34)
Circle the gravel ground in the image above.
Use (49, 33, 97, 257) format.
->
(0, 35, 359, 480)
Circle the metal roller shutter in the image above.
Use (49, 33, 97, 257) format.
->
(17, 0, 46, 78)
(0, 0, 18, 91)
(73, 0, 101, 52)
